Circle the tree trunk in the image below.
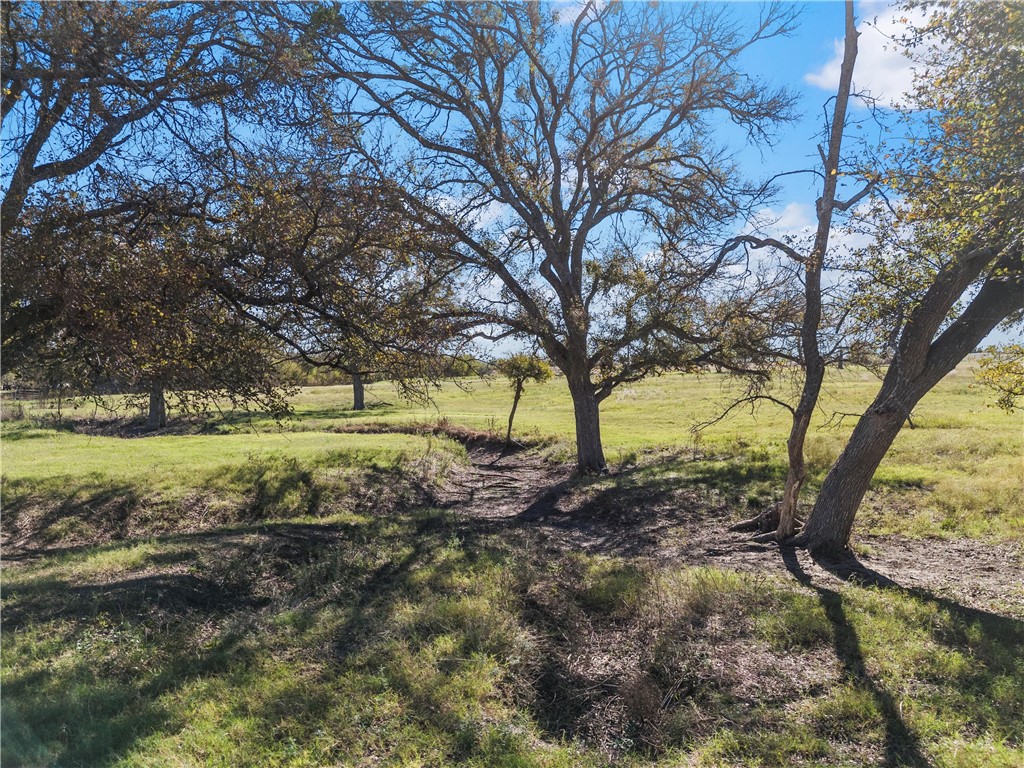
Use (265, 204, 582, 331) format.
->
(799, 246, 1023, 556)
(798, 403, 907, 556)
(777, 410, 813, 538)
(351, 371, 365, 411)
(776, 0, 857, 541)
(567, 375, 606, 473)
(147, 381, 167, 429)
(506, 379, 523, 444)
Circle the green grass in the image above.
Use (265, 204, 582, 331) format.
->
(2, 362, 1021, 766)
(1, 428, 463, 544)
(2, 509, 1021, 767)
(279, 365, 1021, 540)
(7, 362, 1021, 540)
(1, 428, 448, 489)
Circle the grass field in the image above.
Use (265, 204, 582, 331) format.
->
(7, 363, 1020, 541)
(2, 364, 1022, 767)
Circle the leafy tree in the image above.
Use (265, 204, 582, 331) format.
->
(214, 157, 467, 411)
(304, 0, 796, 471)
(976, 344, 1024, 412)
(494, 353, 553, 445)
(1, 1, 296, 368)
(797, 0, 1024, 556)
(3, 195, 292, 428)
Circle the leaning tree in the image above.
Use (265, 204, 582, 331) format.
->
(724, 0, 873, 541)
(796, 0, 1024, 556)
(302, 0, 796, 471)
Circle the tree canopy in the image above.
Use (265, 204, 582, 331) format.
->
(797, 0, 1023, 555)
(301, 0, 797, 471)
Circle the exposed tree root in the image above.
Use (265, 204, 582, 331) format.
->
(735, 507, 805, 545)
(728, 502, 781, 534)
(749, 526, 803, 545)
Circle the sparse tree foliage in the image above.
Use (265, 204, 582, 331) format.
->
(214, 157, 467, 411)
(0, 1, 288, 232)
(976, 344, 1024, 412)
(726, 1, 870, 542)
(304, 0, 796, 471)
(494, 353, 553, 445)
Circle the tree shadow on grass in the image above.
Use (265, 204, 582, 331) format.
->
(464, 452, 779, 558)
(2, 572, 245, 630)
(0, 515, 390, 767)
(808, 550, 1024, 741)
(288, 401, 397, 422)
(1, 618, 257, 768)
(329, 513, 464, 661)
(2, 573, 254, 765)
(780, 548, 930, 768)
(2, 482, 141, 547)
(2, 454, 432, 557)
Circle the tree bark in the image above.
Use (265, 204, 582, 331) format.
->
(351, 371, 365, 411)
(799, 250, 1022, 555)
(567, 374, 606, 473)
(778, 409, 813, 538)
(505, 379, 523, 444)
(147, 381, 167, 429)
(775, 0, 857, 541)
(797, 401, 908, 556)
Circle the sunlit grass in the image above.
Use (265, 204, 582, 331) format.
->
(1, 429, 446, 490)
(2, 360, 1022, 766)
(2, 510, 1021, 767)
(4, 362, 1021, 540)
(1, 429, 464, 545)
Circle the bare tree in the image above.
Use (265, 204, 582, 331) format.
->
(726, 1, 872, 541)
(305, 0, 795, 472)
(0, 2, 293, 231)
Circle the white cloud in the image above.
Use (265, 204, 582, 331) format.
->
(552, 0, 597, 26)
(740, 201, 874, 270)
(438, 193, 509, 228)
(805, 1, 933, 108)
(743, 202, 815, 240)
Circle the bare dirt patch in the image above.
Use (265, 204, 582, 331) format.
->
(438, 441, 1024, 619)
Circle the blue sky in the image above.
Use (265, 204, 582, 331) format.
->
(719, 0, 1018, 347)
(732, 0, 915, 205)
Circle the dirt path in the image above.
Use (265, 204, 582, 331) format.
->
(438, 442, 1024, 619)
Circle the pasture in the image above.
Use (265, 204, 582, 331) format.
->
(2, 364, 1022, 767)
